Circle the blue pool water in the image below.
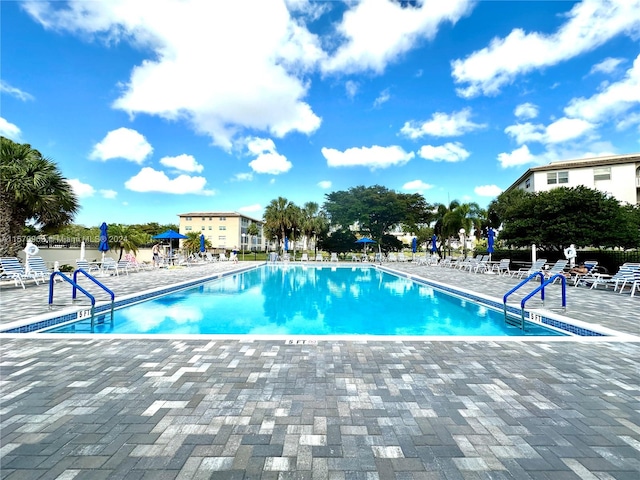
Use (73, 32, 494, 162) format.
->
(48, 265, 564, 336)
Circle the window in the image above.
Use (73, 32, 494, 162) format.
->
(201, 226, 205, 230)
(201, 217, 205, 221)
(185, 226, 192, 231)
(547, 171, 568, 185)
(219, 226, 226, 231)
(525, 178, 531, 189)
(209, 217, 212, 221)
(208, 226, 212, 230)
(594, 167, 611, 181)
(220, 217, 226, 221)
(185, 217, 192, 221)
(218, 236, 226, 241)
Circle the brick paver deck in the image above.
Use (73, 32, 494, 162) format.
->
(1, 261, 639, 479)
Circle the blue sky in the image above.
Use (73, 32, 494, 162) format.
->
(2, 0, 639, 227)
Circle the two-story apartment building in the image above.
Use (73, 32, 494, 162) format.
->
(505, 153, 640, 205)
(178, 212, 264, 252)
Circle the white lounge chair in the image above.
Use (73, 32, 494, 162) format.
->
(544, 259, 568, 282)
(301, 253, 309, 262)
(0, 257, 36, 288)
(512, 259, 547, 278)
(76, 259, 101, 275)
(26, 256, 57, 284)
(494, 259, 512, 276)
(315, 254, 323, 262)
(330, 253, 339, 262)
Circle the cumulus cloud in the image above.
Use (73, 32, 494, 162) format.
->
(100, 189, 118, 199)
(246, 137, 292, 175)
(474, 185, 502, 197)
(0, 117, 21, 141)
(238, 203, 262, 213)
(321, 0, 473, 74)
(400, 108, 485, 138)
(505, 117, 595, 145)
(159, 154, 203, 173)
(233, 172, 254, 182)
(564, 54, 640, 125)
(317, 180, 332, 189)
(452, 0, 640, 97)
(417, 142, 469, 162)
(497, 145, 536, 168)
(322, 145, 414, 170)
(24, 1, 324, 150)
(345, 80, 359, 98)
(67, 179, 96, 198)
(89, 127, 153, 163)
(124, 167, 213, 195)
(514, 102, 538, 120)
(0, 81, 34, 101)
(402, 180, 434, 193)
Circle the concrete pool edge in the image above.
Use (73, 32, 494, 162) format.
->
(2, 262, 638, 341)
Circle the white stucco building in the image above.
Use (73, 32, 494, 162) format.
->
(505, 153, 640, 205)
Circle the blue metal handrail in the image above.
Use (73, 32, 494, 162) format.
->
(73, 268, 115, 329)
(520, 274, 566, 326)
(502, 272, 545, 329)
(49, 272, 96, 327)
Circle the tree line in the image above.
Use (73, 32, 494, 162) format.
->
(2, 136, 639, 258)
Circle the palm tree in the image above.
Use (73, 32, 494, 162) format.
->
(1, 137, 79, 256)
(182, 231, 210, 255)
(301, 201, 328, 253)
(264, 197, 296, 252)
(108, 224, 146, 260)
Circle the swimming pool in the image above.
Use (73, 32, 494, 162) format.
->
(45, 265, 566, 336)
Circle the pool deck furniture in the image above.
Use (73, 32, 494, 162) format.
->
(0, 256, 37, 288)
(1, 262, 638, 479)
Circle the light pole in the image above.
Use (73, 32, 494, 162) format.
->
(241, 233, 246, 261)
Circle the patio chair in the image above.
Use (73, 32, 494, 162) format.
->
(494, 259, 512, 276)
(330, 252, 339, 262)
(301, 253, 309, 262)
(584, 263, 640, 292)
(0, 257, 37, 288)
(26, 256, 58, 284)
(512, 259, 547, 278)
(544, 259, 568, 283)
(76, 259, 101, 274)
(314, 254, 323, 262)
(570, 260, 599, 287)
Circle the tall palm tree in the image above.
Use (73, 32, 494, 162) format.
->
(1, 137, 79, 256)
(108, 224, 146, 260)
(264, 197, 296, 252)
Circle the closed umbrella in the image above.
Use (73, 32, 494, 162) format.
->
(98, 222, 109, 263)
(284, 236, 289, 252)
(200, 234, 206, 254)
(80, 240, 86, 261)
(430, 234, 437, 254)
(487, 228, 495, 261)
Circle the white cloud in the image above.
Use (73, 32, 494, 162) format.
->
(373, 88, 390, 108)
(24, 1, 324, 150)
(322, 145, 414, 170)
(345, 80, 359, 98)
(418, 142, 469, 162)
(400, 108, 485, 138)
(100, 189, 118, 199)
(514, 102, 538, 120)
(245, 137, 292, 175)
(159, 154, 203, 173)
(238, 203, 262, 213)
(474, 185, 502, 197)
(590, 57, 624, 75)
(497, 145, 536, 168)
(89, 127, 153, 163)
(402, 180, 434, 193)
(124, 167, 213, 195)
(564, 53, 640, 123)
(0, 117, 21, 141)
(233, 172, 254, 182)
(67, 179, 95, 198)
(452, 0, 640, 97)
(317, 180, 332, 189)
(0, 81, 34, 101)
(321, 0, 473, 74)
(505, 117, 595, 145)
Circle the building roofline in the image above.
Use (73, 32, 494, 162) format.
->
(178, 212, 263, 223)
(505, 152, 640, 194)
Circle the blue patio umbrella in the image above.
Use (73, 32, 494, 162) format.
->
(487, 228, 495, 261)
(98, 222, 109, 262)
(411, 237, 417, 253)
(284, 236, 289, 252)
(355, 237, 375, 254)
(153, 229, 188, 258)
(200, 234, 206, 253)
(431, 234, 438, 254)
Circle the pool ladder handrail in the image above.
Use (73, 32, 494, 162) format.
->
(48, 270, 115, 331)
(503, 272, 545, 330)
(503, 272, 567, 330)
